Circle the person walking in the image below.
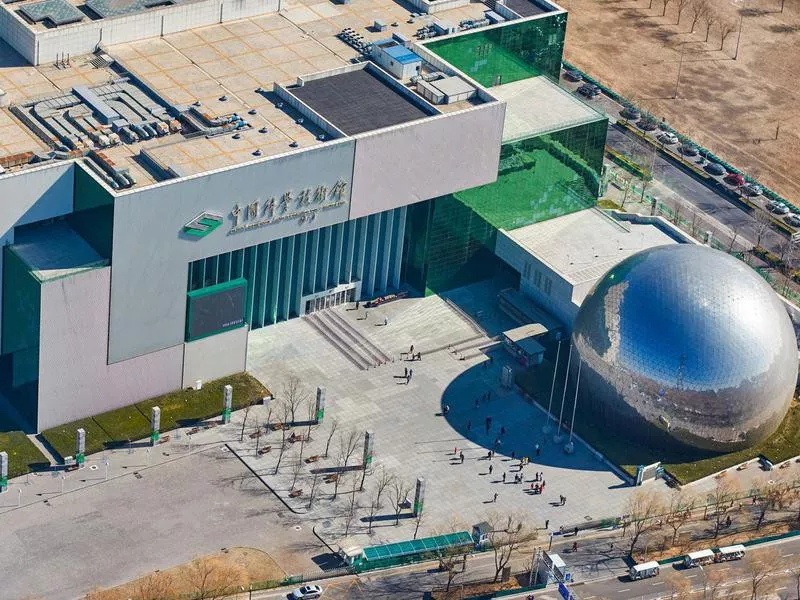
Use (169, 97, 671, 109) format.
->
(404, 367, 408, 378)
(410, 344, 414, 356)
(454, 446, 458, 456)
(493, 492, 498, 503)
(489, 464, 494, 475)
(460, 451, 465, 464)
(502, 472, 506, 483)
(541, 480, 545, 492)
(408, 369, 413, 382)
(573, 527, 578, 537)
(571, 542, 578, 553)
(545, 519, 549, 530)
(561, 494, 565, 506)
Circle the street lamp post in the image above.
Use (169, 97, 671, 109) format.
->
(734, 13, 744, 60)
(543, 339, 563, 434)
(554, 344, 573, 443)
(564, 359, 583, 454)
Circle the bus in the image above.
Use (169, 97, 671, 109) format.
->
(715, 545, 745, 562)
(629, 561, 660, 580)
(684, 549, 715, 568)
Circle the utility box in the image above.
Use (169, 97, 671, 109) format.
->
(371, 39, 422, 80)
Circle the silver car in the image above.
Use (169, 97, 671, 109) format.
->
(657, 132, 679, 145)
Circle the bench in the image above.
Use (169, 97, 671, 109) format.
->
(289, 489, 303, 498)
(159, 435, 171, 444)
(258, 446, 272, 455)
(289, 433, 306, 443)
(305, 455, 320, 464)
(324, 474, 338, 484)
(189, 427, 201, 435)
(249, 430, 262, 439)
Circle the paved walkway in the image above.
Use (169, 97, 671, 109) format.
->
(245, 280, 646, 550)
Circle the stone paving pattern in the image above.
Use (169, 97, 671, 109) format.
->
(244, 279, 649, 548)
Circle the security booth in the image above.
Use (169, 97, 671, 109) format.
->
(715, 544, 745, 562)
(629, 561, 660, 580)
(684, 549, 715, 568)
(502, 324, 546, 367)
(472, 522, 492, 548)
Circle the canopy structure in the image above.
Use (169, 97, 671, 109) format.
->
(363, 531, 473, 562)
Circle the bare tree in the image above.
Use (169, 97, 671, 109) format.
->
(710, 478, 738, 538)
(624, 490, 664, 557)
(718, 19, 738, 50)
(130, 571, 174, 600)
(367, 467, 396, 534)
(182, 557, 244, 600)
(343, 472, 361, 537)
(487, 513, 535, 582)
(333, 430, 361, 499)
(282, 376, 308, 425)
(675, 0, 693, 25)
(413, 506, 426, 540)
(308, 472, 320, 510)
(727, 225, 741, 252)
(239, 399, 256, 443)
(746, 548, 782, 599)
(324, 418, 339, 458)
(290, 449, 303, 490)
(666, 490, 694, 546)
(305, 399, 319, 441)
(703, 8, 718, 41)
(753, 209, 773, 250)
(274, 401, 292, 475)
(391, 478, 411, 525)
(662, 0, 675, 17)
(688, 0, 709, 31)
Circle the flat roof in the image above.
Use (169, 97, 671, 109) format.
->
(503, 0, 554, 17)
(12, 221, 108, 282)
(429, 75, 474, 97)
(383, 44, 421, 65)
(506, 208, 680, 294)
(18, 0, 84, 26)
(290, 67, 433, 135)
(490, 76, 604, 142)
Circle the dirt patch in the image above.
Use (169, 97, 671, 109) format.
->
(562, 0, 800, 202)
(86, 547, 286, 599)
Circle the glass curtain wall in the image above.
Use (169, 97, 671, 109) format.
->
(426, 14, 568, 87)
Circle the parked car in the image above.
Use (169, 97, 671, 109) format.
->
(577, 83, 601, 98)
(656, 132, 679, 145)
(679, 144, 699, 157)
(291, 585, 322, 599)
(704, 162, 726, 176)
(767, 200, 790, 215)
(563, 68, 582, 82)
(620, 106, 641, 120)
(741, 183, 763, 197)
(724, 173, 746, 187)
(784, 213, 800, 227)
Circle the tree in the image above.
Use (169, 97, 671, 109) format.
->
(753, 209, 774, 250)
(704, 8, 719, 41)
(304, 399, 319, 441)
(274, 400, 292, 475)
(663, 0, 675, 17)
(727, 225, 741, 252)
(391, 478, 411, 526)
(487, 513, 535, 582)
(324, 418, 339, 458)
(688, 0, 709, 31)
(182, 557, 244, 600)
(239, 399, 256, 443)
(745, 548, 781, 599)
(308, 472, 320, 510)
(333, 430, 361, 498)
(718, 19, 738, 50)
(675, 0, 693, 25)
(367, 467, 395, 534)
(710, 478, 738, 538)
(624, 490, 664, 557)
(413, 506, 426, 540)
(131, 571, 174, 600)
(290, 449, 303, 490)
(343, 472, 360, 537)
(282, 376, 308, 425)
(666, 490, 694, 546)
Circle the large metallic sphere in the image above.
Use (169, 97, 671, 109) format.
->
(572, 244, 798, 453)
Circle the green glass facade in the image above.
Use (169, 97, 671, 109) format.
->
(426, 13, 567, 87)
(187, 206, 406, 333)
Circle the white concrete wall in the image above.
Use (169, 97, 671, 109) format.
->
(495, 230, 578, 327)
(1, 0, 278, 66)
(0, 162, 74, 344)
(349, 101, 504, 219)
(37, 266, 183, 431)
(182, 325, 248, 388)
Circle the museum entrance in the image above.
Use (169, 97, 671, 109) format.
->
(304, 286, 356, 314)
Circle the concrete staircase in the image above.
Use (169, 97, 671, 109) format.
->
(304, 309, 391, 370)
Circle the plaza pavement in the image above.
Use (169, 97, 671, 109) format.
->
(244, 279, 654, 550)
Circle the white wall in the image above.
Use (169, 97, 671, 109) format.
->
(349, 102, 505, 219)
(182, 325, 248, 388)
(37, 266, 184, 431)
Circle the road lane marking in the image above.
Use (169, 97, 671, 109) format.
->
(618, 588, 630, 593)
(777, 587, 788, 591)
(686, 574, 697, 578)
(652, 581, 664, 586)
(783, 553, 794, 558)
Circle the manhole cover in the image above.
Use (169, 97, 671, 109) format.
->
(89, 465, 98, 471)
(322, 520, 332, 528)
(294, 525, 302, 531)
(220, 446, 229, 452)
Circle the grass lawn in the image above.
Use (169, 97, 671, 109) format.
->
(42, 373, 269, 461)
(516, 362, 800, 484)
(0, 431, 49, 478)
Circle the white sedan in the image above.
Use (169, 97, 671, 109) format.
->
(291, 585, 323, 599)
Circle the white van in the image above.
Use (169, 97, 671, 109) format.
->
(715, 544, 745, 562)
(629, 561, 660, 580)
(684, 549, 715, 568)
